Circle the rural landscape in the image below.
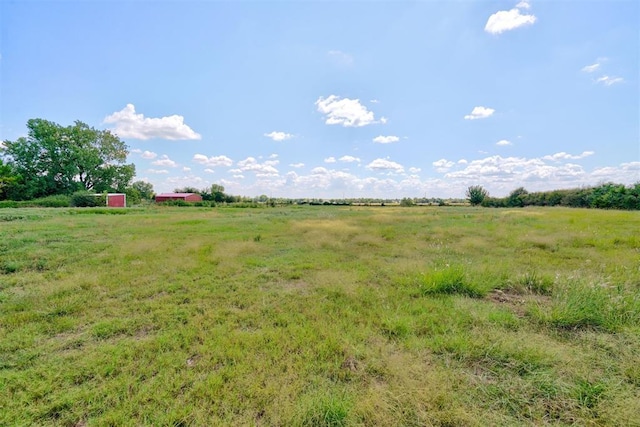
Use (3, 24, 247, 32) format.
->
(1, 201, 639, 425)
(2, 1, 639, 425)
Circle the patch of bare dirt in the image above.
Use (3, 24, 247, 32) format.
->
(487, 289, 550, 317)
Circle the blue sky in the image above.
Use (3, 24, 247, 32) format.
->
(1, 0, 638, 198)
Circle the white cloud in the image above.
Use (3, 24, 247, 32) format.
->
(269, 154, 278, 159)
(366, 158, 405, 173)
(324, 157, 337, 163)
(103, 104, 201, 140)
(147, 169, 169, 174)
(373, 135, 400, 144)
(193, 154, 233, 167)
(289, 163, 305, 168)
(233, 174, 245, 179)
(315, 95, 379, 127)
(464, 106, 495, 120)
(458, 159, 468, 164)
(485, 1, 537, 35)
(204, 168, 215, 173)
(327, 50, 354, 66)
(237, 157, 279, 175)
(264, 131, 293, 142)
(152, 155, 177, 168)
(339, 155, 361, 163)
(595, 75, 624, 86)
(496, 139, 512, 146)
(370, 99, 380, 104)
(409, 167, 422, 174)
(433, 159, 455, 173)
(183, 167, 191, 172)
(543, 151, 594, 161)
(141, 150, 157, 159)
(582, 63, 600, 73)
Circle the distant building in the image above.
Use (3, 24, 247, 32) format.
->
(155, 193, 203, 203)
(106, 194, 126, 207)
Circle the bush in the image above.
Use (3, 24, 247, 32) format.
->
(70, 192, 105, 207)
(0, 200, 19, 208)
(466, 185, 488, 206)
(25, 195, 71, 207)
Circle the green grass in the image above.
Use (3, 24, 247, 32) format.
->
(1, 206, 639, 425)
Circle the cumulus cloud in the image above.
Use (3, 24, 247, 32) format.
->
(264, 131, 293, 142)
(204, 168, 215, 173)
(324, 157, 337, 163)
(315, 95, 380, 127)
(183, 167, 191, 172)
(193, 154, 233, 167)
(366, 158, 405, 173)
(595, 75, 624, 86)
(542, 151, 594, 161)
(152, 155, 177, 167)
(339, 155, 361, 163)
(433, 159, 455, 172)
(237, 157, 279, 176)
(464, 106, 495, 120)
(147, 169, 169, 174)
(103, 104, 201, 140)
(496, 140, 512, 146)
(373, 135, 400, 144)
(289, 163, 305, 168)
(409, 167, 421, 174)
(141, 150, 158, 159)
(485, 1, 537, 34)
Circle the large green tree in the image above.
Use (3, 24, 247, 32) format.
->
(2, 119, 135, 200)
(0, 159, 18, 200)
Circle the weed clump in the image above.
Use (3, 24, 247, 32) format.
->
(531, 281, 640, 331)
(419, 266, 483, 298)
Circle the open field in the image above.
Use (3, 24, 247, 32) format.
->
(1, 206, 639, 426)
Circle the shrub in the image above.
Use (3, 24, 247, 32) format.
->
(70, 192, 105, 207)
(0, 200, 19, 208)
(26, 195, 71, 207)
(400, 198, 416, 207)
(466, 185, 488, 206)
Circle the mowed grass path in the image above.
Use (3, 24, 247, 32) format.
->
(1, 206, 639, 426)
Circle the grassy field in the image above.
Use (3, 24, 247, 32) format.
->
(1, 205, 639, 426)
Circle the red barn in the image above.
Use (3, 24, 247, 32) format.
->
(155, 193, 203, 203)
(106, 193, 126, 207)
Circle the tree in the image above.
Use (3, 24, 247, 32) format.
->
(400, 197, 415, 207)
(130, 180, 155, 200)
(0, 159, 18, 200)
(2, 119, 135, 200)
(211, 184, 226, 203)
(507, 187, 529, 207)
(466, 185, 488, 206)
(173, 187, 201, 194)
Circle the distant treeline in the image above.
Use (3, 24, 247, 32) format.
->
(481, 183, 640, 210)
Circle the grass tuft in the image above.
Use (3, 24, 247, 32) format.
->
(419, 266, 484, 297)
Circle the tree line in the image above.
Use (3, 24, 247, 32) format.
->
(467, 183, 640, 210)
(0, 118, 154, 204)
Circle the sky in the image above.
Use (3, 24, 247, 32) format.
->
(1, 0, 638, 198)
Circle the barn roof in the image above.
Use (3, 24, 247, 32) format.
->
(156, 193, 198, 197)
